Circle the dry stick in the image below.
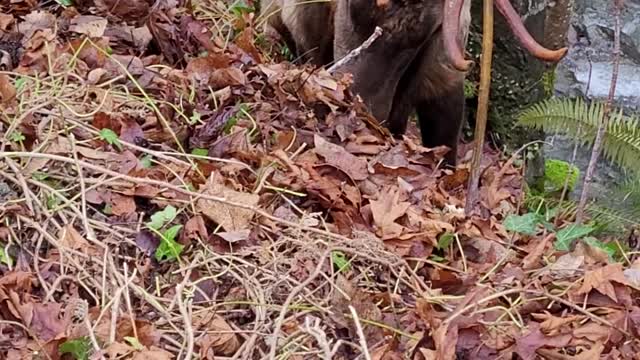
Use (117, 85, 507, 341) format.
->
(556, 53, 593, 226)
(349, 305, 372, 360)
(267, 249, 331, 360)
(464, 0, 495, 215)
(575, 0, 623, 223)
(327, 27, 383, 74)
(1, 152, 355, 244)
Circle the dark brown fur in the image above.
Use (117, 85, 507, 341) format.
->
(260, 0, 472, 165)
(259, 0, 335, 66)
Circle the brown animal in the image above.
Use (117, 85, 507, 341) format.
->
(258, 0, 335, 66)
(259, 0, 567, 165)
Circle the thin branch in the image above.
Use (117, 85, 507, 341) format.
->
(327, 27, 383, 74)
(575, 0, 623, 223)
(465, 0, 495, 214)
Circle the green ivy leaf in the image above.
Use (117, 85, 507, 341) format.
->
(503, 213, 542, 236)
(331, 251, 350, 273)
(554, 224, 594, 251)
(59, 337, 91, 360)
(436, 232, 455, 250)
(155, 224, 184, 262)
(147, 205, 177, 230)
(99, 128, 122, 151)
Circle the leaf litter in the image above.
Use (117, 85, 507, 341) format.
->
(0, 1, 639, 359)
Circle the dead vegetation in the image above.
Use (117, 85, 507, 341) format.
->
(1, 1, 640, 359)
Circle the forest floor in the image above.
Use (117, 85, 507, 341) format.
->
(1, 1, 639, 359)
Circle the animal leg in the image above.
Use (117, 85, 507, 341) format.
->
(415, 81, 465, 166)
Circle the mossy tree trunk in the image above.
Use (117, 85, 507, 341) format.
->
(466, 0, 571, 189)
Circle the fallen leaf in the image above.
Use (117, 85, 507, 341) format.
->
(196, 174, 259, 232)
(576, 263, 629, 303)
(196, 315, 241, 357)
(369, 187, 410, 239)
(314, 134, 368, 181)
(69, 15, 108, 37)
(0, 73, 16, 104)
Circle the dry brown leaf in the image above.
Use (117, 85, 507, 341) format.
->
(522, 233, 554, 270)
(532, 312, 579, 334)
(196, 315, 241, 357)
(0, 74, 16, 104)
(572, 321, 610, 343)
(576, 263, 629, 302)
(369, 186, 410, 239)
(196, 174, 259, 232)
(314, 134, 368, 180)
(110, 193, 137, 216)
(69, 15, 108, 37)
(544, 253, 584, 280)
(131, 347, 174, 360)
(57, 225, 94, 252)
(0, 14, 14, 31)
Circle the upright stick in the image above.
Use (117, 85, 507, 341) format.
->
(575, 0, 622, 223)
(465, 0, 494, 215)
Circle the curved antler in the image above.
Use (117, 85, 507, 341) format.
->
(495, 0, 568, 62)
(443, 0, 473, 71)
(443, 0, 568, 71)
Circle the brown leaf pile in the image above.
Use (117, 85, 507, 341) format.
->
(1, 1, 640, 359)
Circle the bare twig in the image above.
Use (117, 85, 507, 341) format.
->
(576, 0, 623, 222)
(327, 27, 383, 74)
(465, 0, 494, 215)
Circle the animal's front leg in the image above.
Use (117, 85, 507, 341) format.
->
(416, 81, 465, 166)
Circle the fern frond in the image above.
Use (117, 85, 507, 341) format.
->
(518, 98, 640, 176)
(524, 193, 640, 234)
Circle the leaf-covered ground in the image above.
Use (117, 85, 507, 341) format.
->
(1, 1, 640, 359)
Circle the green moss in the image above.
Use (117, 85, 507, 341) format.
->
(544, 159, 580, 193)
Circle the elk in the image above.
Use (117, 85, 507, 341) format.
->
(259, 0, 567, 165)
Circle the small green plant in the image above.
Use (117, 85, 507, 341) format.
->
(9, 131, 25, 145)
(59, 337, 91, 360)
(99, 128, 123, 151)
(229, 0, 254, 17)
(436, 232, 455, 250)
(503, 212, 599, 252)
(147, 205, 177, 230)
(146, 206, 184, 262)
(140, 154, 153, 168)
(0, 247, 13, 267)
(464, 79, 477, 99)
(541, 68, 556, 98)
(191, 148, 209, 157)
(544, 159, 579, 193)
(155, 224, 184, 262)
(331, 251, 351, 273)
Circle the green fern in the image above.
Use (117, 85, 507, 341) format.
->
(525, 193, 640, 234)
(518, 98, 640, 176)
